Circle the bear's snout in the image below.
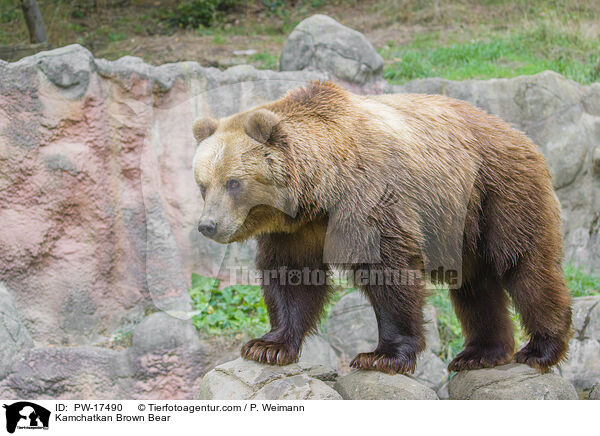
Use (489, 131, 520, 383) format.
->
(197, 219, 218, 237)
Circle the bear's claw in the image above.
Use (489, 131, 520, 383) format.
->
(350, 351, 416, 374)
(512, 335, 568, 372)
(241, 338, 299, 365)
(448, 344, 513, 372)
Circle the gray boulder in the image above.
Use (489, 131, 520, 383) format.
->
(326, 292, 447, 392)
(297, 362, 338, 383)
(327, 292, 377, 360)
(299, 334, 339, 369)
(126, 311, 209, 399)
(334, 370, 438, 400)
(412, 350, 449, 398)
(198, 358, 342, 400)
(589, 383, 599, 400)
(0, 284, 34, 379)
(128, 311, 204, 353)
(449, 363, 578, 400)
(327, 292, 441, 356)
(560, 296, 600, 391)
(279, 14, 385, 89)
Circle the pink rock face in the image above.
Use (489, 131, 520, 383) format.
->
(0, 45, 324, 348)
(2, 62, 157, 346)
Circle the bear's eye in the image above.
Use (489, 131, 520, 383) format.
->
(199, 184, 207, 199)
(226, 179, 241, 191)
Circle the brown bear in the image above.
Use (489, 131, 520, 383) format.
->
(191, 81, 572, 374)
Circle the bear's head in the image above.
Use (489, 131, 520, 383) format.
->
(192, 108, 297, 243)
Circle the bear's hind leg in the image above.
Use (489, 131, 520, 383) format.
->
(350, 262, 426, 374)
(448, 266, 514, 371)
(502, 254, 572, 371)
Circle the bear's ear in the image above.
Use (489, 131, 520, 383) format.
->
(193, 117, 218, 143)
(244, 109, 280, 144)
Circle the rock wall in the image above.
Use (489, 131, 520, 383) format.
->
(0, 14, 598, 399)
(0, 44, 326, 350)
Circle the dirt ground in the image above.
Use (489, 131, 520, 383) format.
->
(93, 2, 418, 67)
(1, 0, 528, 67)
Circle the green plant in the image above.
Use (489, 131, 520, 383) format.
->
(110, 324, 136, 348)
(0, 3, 20, 23)
(211, 34, 227, 44)
(429, 287, 464, 362)
(189, 273, 269, 336)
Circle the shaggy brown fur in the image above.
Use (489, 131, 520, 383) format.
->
(192, 81, 572, 374)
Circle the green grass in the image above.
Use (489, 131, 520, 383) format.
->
(381, 23, 600, 84)
(248, 51, 279, 70)
(564, 263, 600, 297)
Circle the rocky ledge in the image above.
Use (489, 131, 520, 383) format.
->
(449, 364, 578, 400)
(199, 359, 579, 400)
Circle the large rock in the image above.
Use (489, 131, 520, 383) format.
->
(396, 72, 600, 273)
(327, 292, 378, 359)
(559, 296, 600, 391)
(299, 334, 339, 370)
(326, 292, 447, 393)
(125, 312, 209, 399)
(0, 311, 210, 399)
(0, 284, 34, 379)
(279, 15, 386, 91)
(327, 292, 441, 356)
(449, 363, 578, 400)
(334, 370, 438, 400)
(0, 346, 132, 399)
(198, 358, 341, 400)
(413, 350, 449, 398)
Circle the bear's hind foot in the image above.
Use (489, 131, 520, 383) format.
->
(241, 338, 299, 365)
(349, 350, 417, 374)
(448, 343, 513, 372)
(513, 334, 568, 372)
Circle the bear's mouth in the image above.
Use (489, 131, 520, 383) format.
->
(200, 227, 238, 244)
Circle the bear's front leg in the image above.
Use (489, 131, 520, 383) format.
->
(241, 232, 330, 366)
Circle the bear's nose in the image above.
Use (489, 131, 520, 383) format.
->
(198, 219, 217, 237)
